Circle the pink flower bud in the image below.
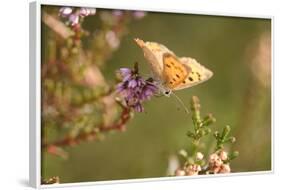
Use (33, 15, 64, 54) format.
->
(220, 164, 231, 173)
(185, 164, 201, 176)
(209, 153, 223, 167)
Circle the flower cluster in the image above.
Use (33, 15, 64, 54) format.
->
(174, 151, 231, 176)
(116, 63, 158, 112)
(176, 164, 202, 176)
(208, 151, 231, 174)
(174, 151, 204, 176)
(59, 7, 96, 26)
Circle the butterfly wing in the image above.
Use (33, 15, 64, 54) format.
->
(171, 57, 213, 91)
(162, 53, 191, 89)
(135, 38, 174, 82)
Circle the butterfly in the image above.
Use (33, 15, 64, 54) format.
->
(134, 38, 213, 96)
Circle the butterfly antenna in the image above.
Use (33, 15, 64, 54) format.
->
(170, 92, 189, 114)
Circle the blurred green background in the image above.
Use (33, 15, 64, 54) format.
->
(42, 7, 271, 183)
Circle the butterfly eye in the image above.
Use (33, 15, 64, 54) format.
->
(164, 90, 171, 96)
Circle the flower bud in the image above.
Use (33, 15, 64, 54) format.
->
(186, 131, 195, 138)
(222, 125, 231, 138)
(214, 131, 220, 139)
(202, 114, 216, 126)
(220, 164, 231, 173)
(185, 164, 201, 176)
(178, 149, 188, 158)
(229, 137, 236, 143)
(209, 153, 223, 168)
(219, 151, 228, 161)
(196, 152, 204, 160)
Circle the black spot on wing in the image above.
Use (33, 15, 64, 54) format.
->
(165, 64, 171, 68)
(196, 72, 201, 81)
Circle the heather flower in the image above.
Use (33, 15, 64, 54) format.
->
(208, 152, 231, 174)
(220, 164, 231, 173)
(196, 152, 204, 160)
(59, 7, 73, 17)
(184, 164, 202, 176)
(59, 7, 96, 26)
(218, 150, 228, 161)
(68, 14, 79, 26)
(133, 11, 146, 19)
(116, 63, 158, 112)
(209, 153, 223, 168)
(79, 8, 96, 17)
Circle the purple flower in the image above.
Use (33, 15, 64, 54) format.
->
(59, 7, 96, 26)
(79, 8, 96, 17)
(59, 7, 73, 17)
(112, 10, 124, 18)
(116, 64, 158, 112)
(68, 14, 79, 26)
(119, 68, 132, 81)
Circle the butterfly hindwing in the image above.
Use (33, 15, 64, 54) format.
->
(172, 57, 213, 90)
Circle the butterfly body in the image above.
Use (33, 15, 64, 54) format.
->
(134, 38, 213, 95)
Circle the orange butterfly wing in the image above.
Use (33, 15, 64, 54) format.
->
(162, 53, 191, 89)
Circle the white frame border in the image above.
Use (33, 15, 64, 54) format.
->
(29, 0, 274, 189)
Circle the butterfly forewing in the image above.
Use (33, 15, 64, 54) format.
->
(163, 53, 191, 89)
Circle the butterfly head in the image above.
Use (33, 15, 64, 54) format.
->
(153, 81, 172, 97)
(164, 90, 172, 97)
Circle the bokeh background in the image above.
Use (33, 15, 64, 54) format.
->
(41, 5, 271, 183)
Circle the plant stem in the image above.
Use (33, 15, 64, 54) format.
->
(42, 102, 131, 149)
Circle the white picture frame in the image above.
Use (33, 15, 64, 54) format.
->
(29, 0, 274, 189)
